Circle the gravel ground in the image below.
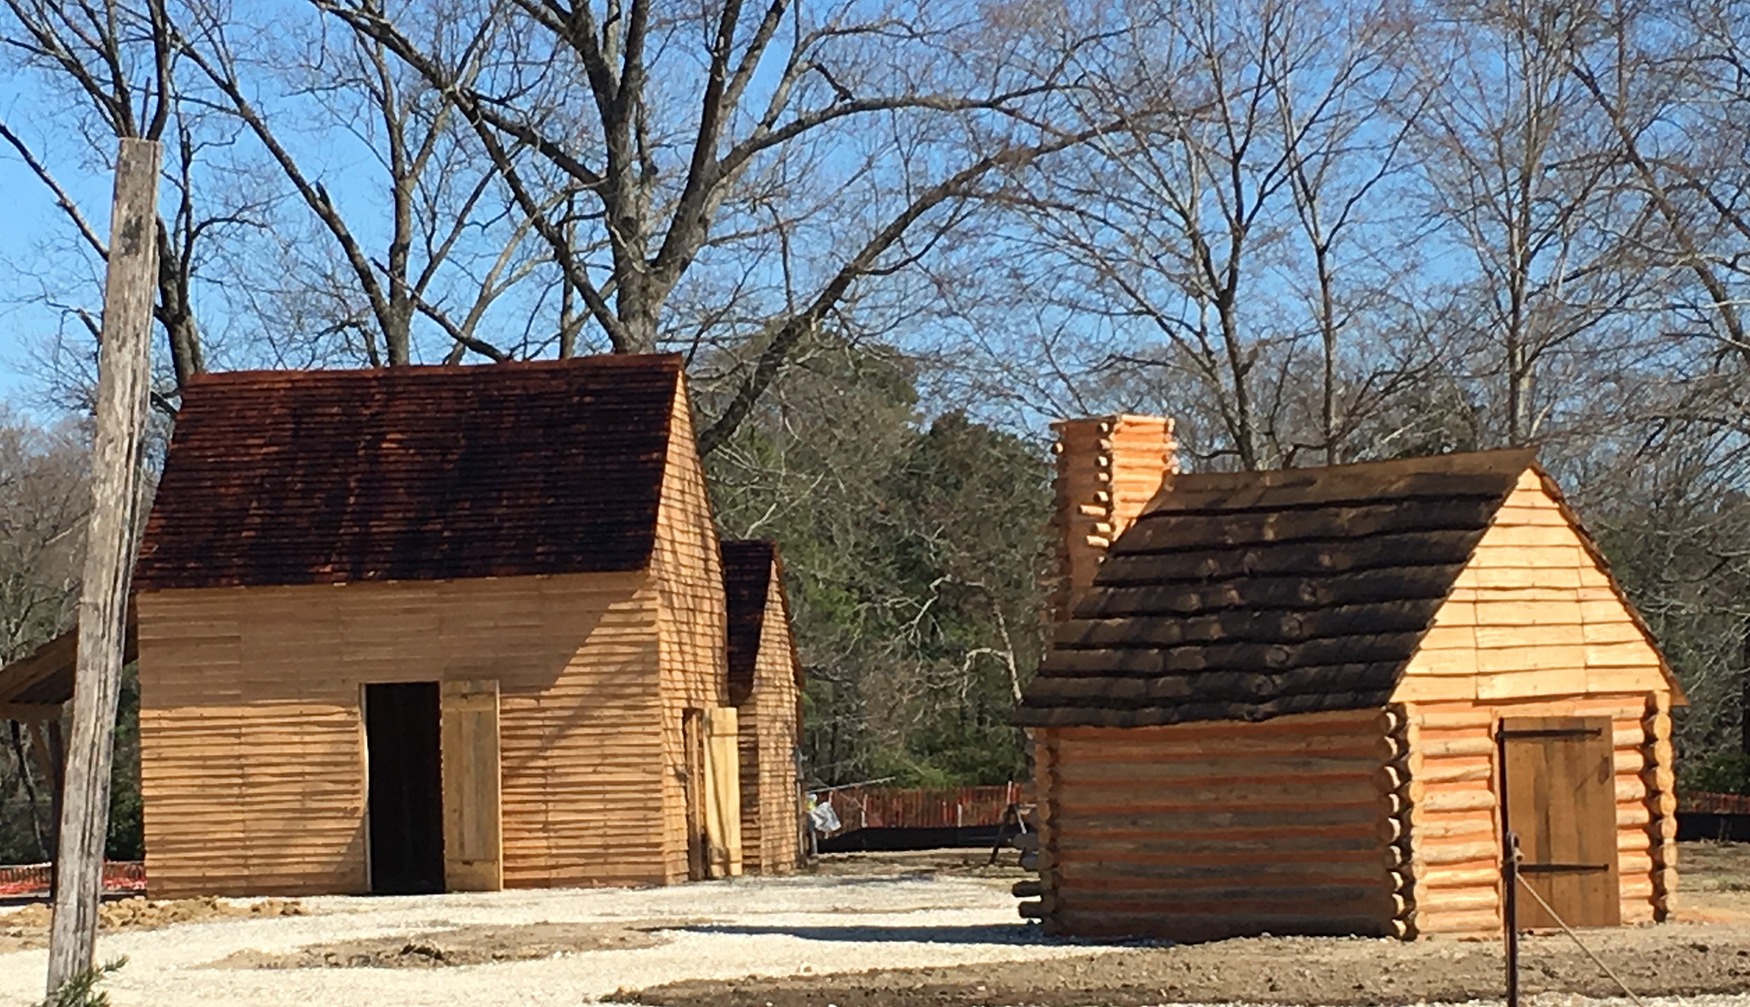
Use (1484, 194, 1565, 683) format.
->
(1, 848, 1748, 1007)
(0, 873, 1118, 1007)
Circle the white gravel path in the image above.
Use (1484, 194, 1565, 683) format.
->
(0, 874, 1117, 1007)
(3, 876, 1749, 1007)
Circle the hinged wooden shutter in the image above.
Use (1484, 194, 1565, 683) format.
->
(702, 706, 743, 878)
(1500, 716, 1621, 928)
(441, 679, 502, 892)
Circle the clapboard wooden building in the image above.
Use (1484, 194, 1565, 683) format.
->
(1019, 425, 1681, 941)
(723, 540, 804, 874)
(62, 353, 764, 898)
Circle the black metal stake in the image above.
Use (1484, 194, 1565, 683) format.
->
(1498, 723, 1518, 1007)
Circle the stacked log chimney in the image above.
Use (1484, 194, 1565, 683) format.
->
(1047, 414, 1178, 628)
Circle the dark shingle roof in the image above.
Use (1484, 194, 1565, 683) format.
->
(1016, 449, 1538, 728)
(722, 539, 777, 705)
(134, 355, 682, 590)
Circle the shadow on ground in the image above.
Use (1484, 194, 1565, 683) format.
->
(669, 922, 1061, 946)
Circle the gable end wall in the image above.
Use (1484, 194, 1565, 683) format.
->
(736, 570, 802, 873)
(651, 378, 732, 881)
(1393, 469, 1676, 935)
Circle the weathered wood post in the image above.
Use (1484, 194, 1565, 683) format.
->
(46, 136, 160, 995)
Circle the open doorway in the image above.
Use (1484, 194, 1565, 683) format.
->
(365, 682, 444, 894)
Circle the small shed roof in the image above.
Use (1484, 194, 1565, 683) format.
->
(0, 609, 138, 715)
(135, 354, 683, 590)
(1018, 449, 1581, 728)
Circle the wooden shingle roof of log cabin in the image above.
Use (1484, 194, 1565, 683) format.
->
(133, 354, 683, 590)
(1017, 448, 1682, 729)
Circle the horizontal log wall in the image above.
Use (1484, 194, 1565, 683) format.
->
(737, 570, 801, 874)
(652, 381, 733, 882)
(1645, 691, 1678, 920)
(1405, 695, 1664, 936)
(137, 570, 666, 898)
(1031, 709, 1395, 940)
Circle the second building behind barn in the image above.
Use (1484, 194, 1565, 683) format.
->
(130, 354, 801, 896)
(723, 540, 804, 874)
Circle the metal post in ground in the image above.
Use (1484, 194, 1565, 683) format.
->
(1497, 722, 1519, 1007)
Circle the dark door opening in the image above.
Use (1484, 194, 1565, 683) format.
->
(365, 682, 445, 895)
(682, 709, 707, 880)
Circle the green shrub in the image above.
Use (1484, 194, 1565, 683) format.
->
(1681, 750, 1750, 796)
(38, 958, 126, 1007)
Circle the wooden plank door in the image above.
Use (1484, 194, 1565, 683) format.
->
(440, 679, 502, 892)
(1500, 716, 1621, 929)
(703, 706, 743, 878)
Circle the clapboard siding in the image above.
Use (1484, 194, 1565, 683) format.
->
(650, 381, 732, 882)
(1030, 710, 1394, 940)
(136, 571, 664, 897)
(737, 568, 801, 874)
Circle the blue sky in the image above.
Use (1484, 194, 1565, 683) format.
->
(0, 103, 109, 411)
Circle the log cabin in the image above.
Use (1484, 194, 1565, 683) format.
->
(723, 540, 804, 874)
(0, 353, 803, 896)
(1018, 416, 1682, 941)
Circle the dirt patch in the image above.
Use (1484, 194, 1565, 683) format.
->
(1674, 841, 1750, 920)
(0, 896, 304, 953)
(213, 920, 671, 969)
(625, 925, 1750, 1007)
(628, 841, 1750, 1007)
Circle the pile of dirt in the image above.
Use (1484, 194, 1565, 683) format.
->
(0, 897, 304, 953)
(625, 925, 1750, 1007)
(214, 921, 670, 969)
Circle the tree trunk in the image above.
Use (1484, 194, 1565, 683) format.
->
(7, 721, 49, 860)
(1740, 624, 1749, 759)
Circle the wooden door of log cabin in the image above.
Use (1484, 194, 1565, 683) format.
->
(440, 679, 503, 892)
(1500, 717, 1621, 928)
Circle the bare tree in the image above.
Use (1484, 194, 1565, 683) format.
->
(1, 0, 565, 394)
(1, 0, 224, 395)
(313, 0, 1139, 451)
(1001, 0, 1424, 468)
(0, 411, 87, 863)
(1404, 0, 1649, 449)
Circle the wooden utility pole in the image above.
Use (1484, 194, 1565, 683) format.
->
(46, 137, 160, 995)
